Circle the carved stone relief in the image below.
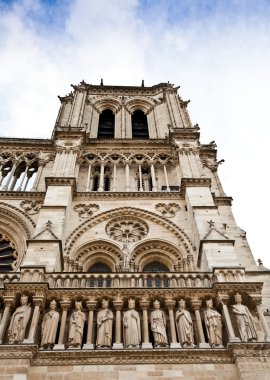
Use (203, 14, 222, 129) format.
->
(105, 217, 149, 243)
(155, 203, 180, 218)
(73, 203, 100, 218)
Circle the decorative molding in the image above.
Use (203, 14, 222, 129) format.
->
(20, 200, 43, 215)
(155, 203, 180, 218)
(75, 192, 183, 201)
(105, 217, 149, 243)
(73, 203, 100, 218)
(64, 207, 194, 258)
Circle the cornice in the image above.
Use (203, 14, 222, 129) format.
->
(0, 343, 269, 366)
(75, 191, 183, 201)
(85, 138, 169, 146)
(45, 177, 77, 195)
(0, 192, 45, 200)
(0, 138, 53, 146)
(213, 282, 263, 293)
(214, 196, 233, 206)
(169, 127, 200, 141)
(180, 178, 211, 195)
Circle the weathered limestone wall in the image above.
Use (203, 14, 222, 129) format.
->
(28, 363, 239, 380)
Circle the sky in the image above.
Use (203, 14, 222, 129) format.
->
(0, 0, 270, 268)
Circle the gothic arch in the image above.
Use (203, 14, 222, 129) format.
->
(65, 207, 194, 260)
(93, 97, 122, 114)
(71, 240, 122, 272)
(0, 202, 35, 271)
(132, 240, 183, 272)
(125, 97, 155, 114)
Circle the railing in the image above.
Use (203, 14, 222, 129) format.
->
(44, 272, 213, 289)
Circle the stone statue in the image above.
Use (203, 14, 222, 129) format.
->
(68, 301, 86, 348)
(122, 244, 131, 268)
(150, 300, 168, 347)
(175, 299, 195, 347)
(8, 294, 32, 344)
(123, 298, 141, 348)
(204, 299, 223, 347)
(96, 299, 114, 348)
(40, 299, 60, 349)
(231, 293, 258, 342)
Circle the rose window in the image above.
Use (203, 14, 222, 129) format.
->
(106, 218, 148, 243)
(0, 233, 17, 272)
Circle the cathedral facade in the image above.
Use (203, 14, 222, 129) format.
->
(0, 80, 269, 379)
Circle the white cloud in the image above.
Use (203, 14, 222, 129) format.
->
(0, 0, 270, 267)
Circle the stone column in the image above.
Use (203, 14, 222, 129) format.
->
(2, 162, 17, 190)
(0, 296, 14, 344)
(85, 163, 92, 191)
(163, 164, 170, 191)
(16, 165, 29, 191)
(191, 298, 209, 348)
(112, 163, 117, 191)
(98, 163, 104, 191)
(83, 299, 97, 349)
(218, 294, 240, 343)
(54, 300, 70, 350)
(24, 295, 44, 343)
(138, 164, 143, 191)
(125, 163, 130, 191)
(51, 152, 60, 176)
(113, 298, 123, 349)
(165, 299, 181, 348)
(150, 164, 157, 191)
(140, 298, 152, 349)
(252, 297, 270, 342)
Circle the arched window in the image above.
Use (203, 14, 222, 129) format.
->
(131, 110, 149, 139)
(88, 262, 111, 273)
(0, 233, 17, 272)
(97, 109, 115, 138)
(143, 262, 169, 272)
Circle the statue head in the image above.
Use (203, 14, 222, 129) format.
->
(153, 300, 160, 309)
(102, 299, 109, 308)
(20, 294, 28, 305)
(75, 301, 82, 310)
(128, 298, 135, 309)
(206, 299, 213, 308)
(234, 293, 242, 304)
(178, 299, 186, 309)
(50, 299, 57, 310)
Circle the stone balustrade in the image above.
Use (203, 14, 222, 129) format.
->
(44, 272, 213, 289)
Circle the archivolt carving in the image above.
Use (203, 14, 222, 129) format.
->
(0, 203, 35, 270)
(72, 241, 122, 271)
(64, 207, 194, 259)
(132, 240, 183, 271)
(125, 97, 156, 114)
(92, 97, 122, 114)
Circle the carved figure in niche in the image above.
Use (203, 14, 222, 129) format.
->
(40, 299, 60, 349)
(204, 299, 223, 347)
(231, 293, 257, 342)
(175, 299, 195, 347)
(96, 299, 114, 348)
(8, 294, 32, 344)
(122, 244, 131, 268)
(68, 301, 86, 348)
(150, 300, 168, 347)
(123, 298, 141, 348)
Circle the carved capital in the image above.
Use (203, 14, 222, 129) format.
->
(3, 296, 15, 308)
(86, 299, 97, 311)
(217, 292, 230, 305)
(191, 298, 202, 310)
(60, 300, 71, 311)
(139, 298, 150, 310)
(32, 296, 44, 308)
(165, 299, 176, 310)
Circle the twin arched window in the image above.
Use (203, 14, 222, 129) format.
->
(97, 109, 149, 139)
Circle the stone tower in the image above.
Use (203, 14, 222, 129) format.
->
(0, 80, 269, 379)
